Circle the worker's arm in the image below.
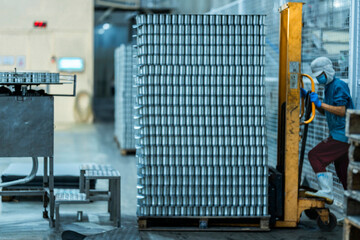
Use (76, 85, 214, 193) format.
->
(310, 92, 346, 117)
(320, 103, 346, 117)
(315, 106, 325, 115)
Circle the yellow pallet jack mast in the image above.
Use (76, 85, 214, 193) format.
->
(274, 2, 337, 231)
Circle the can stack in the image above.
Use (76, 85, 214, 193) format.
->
(114, 44, 136, 152)
(134, 14, 268, 219)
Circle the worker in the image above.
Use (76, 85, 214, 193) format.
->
(301, 57, 354, 204)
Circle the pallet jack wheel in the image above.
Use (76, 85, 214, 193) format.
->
(317, 212, 337, 232)
(43, 210, 49, 219)
(304, 209, 318, 220)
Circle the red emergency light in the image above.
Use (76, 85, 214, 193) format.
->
(34, 21, 47, 28)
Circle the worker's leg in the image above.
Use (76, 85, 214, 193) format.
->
(306, 138, 349, 203)
(333, 144, 350, 190)
(308, 138, 349, 173)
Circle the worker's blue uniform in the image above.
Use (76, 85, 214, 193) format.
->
(323, 76, 354, 143)
(309, 76, 354, 189)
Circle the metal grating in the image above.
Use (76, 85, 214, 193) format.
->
(85, 169, 121, 178)
(55, 189, 88, 202)
(134, 14, 268, 217)
(80, 163, 114, 171)
(209, 0, 351, 210)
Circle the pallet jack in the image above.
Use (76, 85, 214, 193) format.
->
(268, 2, 337, 231)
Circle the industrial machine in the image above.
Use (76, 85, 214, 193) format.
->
(0, 69, 76, 227)
(269, 2, 337, 231)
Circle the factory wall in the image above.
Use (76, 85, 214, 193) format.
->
(0, 0, 94, 123)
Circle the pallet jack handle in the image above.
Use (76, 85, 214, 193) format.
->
(298, 74, 316, 186)
(300, 74, 316, 125)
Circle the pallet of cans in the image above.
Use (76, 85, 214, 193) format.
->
(343, 110, 360, 240)
(114, 44, 136, 154)
(134, 14, 269, 231)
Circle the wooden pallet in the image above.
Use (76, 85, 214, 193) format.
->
(1, 196, 15, 202)
(348, 163, 360, 191)
(349, 142, 360, 163)
(345, 110, 360, 239)
(114, 136, 136, 155)
(138, 216, 270, 231)
(0, 188, 44, 201)
(346, 110, 360, 143)
(120, 149, 136, 156)
(344, 216, 360, 240)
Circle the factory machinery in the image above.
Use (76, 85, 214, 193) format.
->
(0, 69, 76, 227)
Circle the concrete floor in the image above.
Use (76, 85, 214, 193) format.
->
(0, 124, 343, 240)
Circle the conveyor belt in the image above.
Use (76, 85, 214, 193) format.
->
(0, 72, 59, 84)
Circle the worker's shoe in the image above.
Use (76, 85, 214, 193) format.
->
(305, 172, 334, 204)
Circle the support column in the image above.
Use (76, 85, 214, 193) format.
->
(349, 0, 360, 108)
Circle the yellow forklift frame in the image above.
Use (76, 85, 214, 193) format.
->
(275, 2, 330, 228)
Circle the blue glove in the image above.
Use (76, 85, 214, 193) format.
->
(309, 92, 322, 108)
(300, 88, 307, 98)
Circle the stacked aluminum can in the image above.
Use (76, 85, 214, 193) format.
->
(134, 14, 268, 217)
(0, 72, 59, 84)
(114, 45, 136, 150)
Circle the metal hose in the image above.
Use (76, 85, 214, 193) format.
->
(0, 157, 38, 188)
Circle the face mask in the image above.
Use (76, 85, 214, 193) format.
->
(316, 73, 327, 85)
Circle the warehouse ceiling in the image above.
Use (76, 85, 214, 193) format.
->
(94, 0, 175, 10)
(95, 0, 139, 10)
